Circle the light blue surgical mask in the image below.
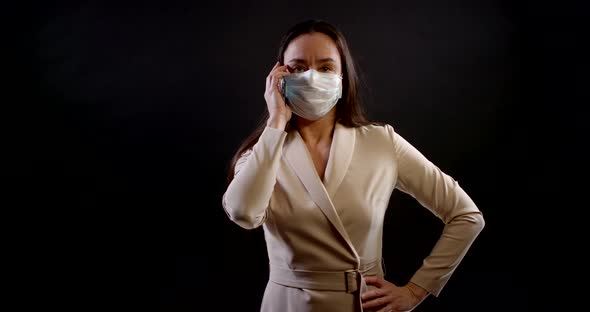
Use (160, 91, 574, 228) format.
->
(283, 69, 343, 120)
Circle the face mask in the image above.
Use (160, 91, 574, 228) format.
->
(283, 69, 343, 121)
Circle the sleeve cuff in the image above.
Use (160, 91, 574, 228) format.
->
(409, 269, 450, 297)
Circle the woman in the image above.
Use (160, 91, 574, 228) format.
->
(222, 19, 485, 312)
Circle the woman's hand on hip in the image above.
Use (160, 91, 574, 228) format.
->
(264, 61, 292, 129)
(362, 276, 429, 312)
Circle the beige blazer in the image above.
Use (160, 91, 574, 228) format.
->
(222, 122, 485, 312)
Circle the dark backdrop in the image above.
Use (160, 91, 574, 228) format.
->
(32, 0, 585, 311)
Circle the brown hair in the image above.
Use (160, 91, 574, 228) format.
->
(226, 19, 374, 184)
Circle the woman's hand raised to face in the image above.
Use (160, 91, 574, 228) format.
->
(264, 61, 292, 129)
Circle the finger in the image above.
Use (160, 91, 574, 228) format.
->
(269, 65, 289, 76)
(270, 61, 280, 72)
(267, 63, 279, 90)
(362, 296, 389, 309)
(270, 72, 291, 91)
(361, 289, 385, 301)
(365, 276, 386, 287)
(266, 63, 284, 82)
(267, 65, 288, 89)
(271, 71, 291, 85)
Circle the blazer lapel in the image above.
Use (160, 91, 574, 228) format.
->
(323, 123, 355, 199)
(284, 124, 359, 262)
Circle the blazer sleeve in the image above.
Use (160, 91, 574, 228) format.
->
(222, 126, 288, 229)
(387, 124, 485, 297)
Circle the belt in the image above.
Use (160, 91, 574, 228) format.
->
(268, 259, 383, 293)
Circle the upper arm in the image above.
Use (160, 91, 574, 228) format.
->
(387, 124, 480, 223)
(234, 149, 253, 177)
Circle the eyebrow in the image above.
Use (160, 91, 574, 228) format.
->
(287, 58, 337, 64)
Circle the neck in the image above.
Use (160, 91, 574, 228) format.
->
(295, 110, 336, 146)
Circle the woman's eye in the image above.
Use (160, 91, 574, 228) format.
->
(294, 66, 306, 72)
(320, 66, 332, 72)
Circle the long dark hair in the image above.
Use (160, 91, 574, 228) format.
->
(226, 19, 373, 184)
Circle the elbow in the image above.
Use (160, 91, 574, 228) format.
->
(466, 211, 485, 235)
(473, 212, 485, 233)
(226, 208, 265, 230)
(447, 210, 486, 235)
(222, 195, 265, 230)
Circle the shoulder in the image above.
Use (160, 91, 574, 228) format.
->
(352, 122, 397, 140)
(344, 122, 400, 155)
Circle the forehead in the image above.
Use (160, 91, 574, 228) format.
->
(284, 32, 341, 62)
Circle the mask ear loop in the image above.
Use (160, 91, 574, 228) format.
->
(338, 74, 344, 99)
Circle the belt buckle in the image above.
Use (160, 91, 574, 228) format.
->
(344, 269, 359, 293)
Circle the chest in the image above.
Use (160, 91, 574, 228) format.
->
(271, 149, 397, 229)
(306, 143, 331, 181)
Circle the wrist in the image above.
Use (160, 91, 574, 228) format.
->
(406, 282, 429, 302)
(267, 116, 287, 129)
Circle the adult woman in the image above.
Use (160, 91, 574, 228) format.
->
(222, 19, 485, 312)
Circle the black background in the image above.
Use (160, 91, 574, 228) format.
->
(28, 0, 585, 311)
